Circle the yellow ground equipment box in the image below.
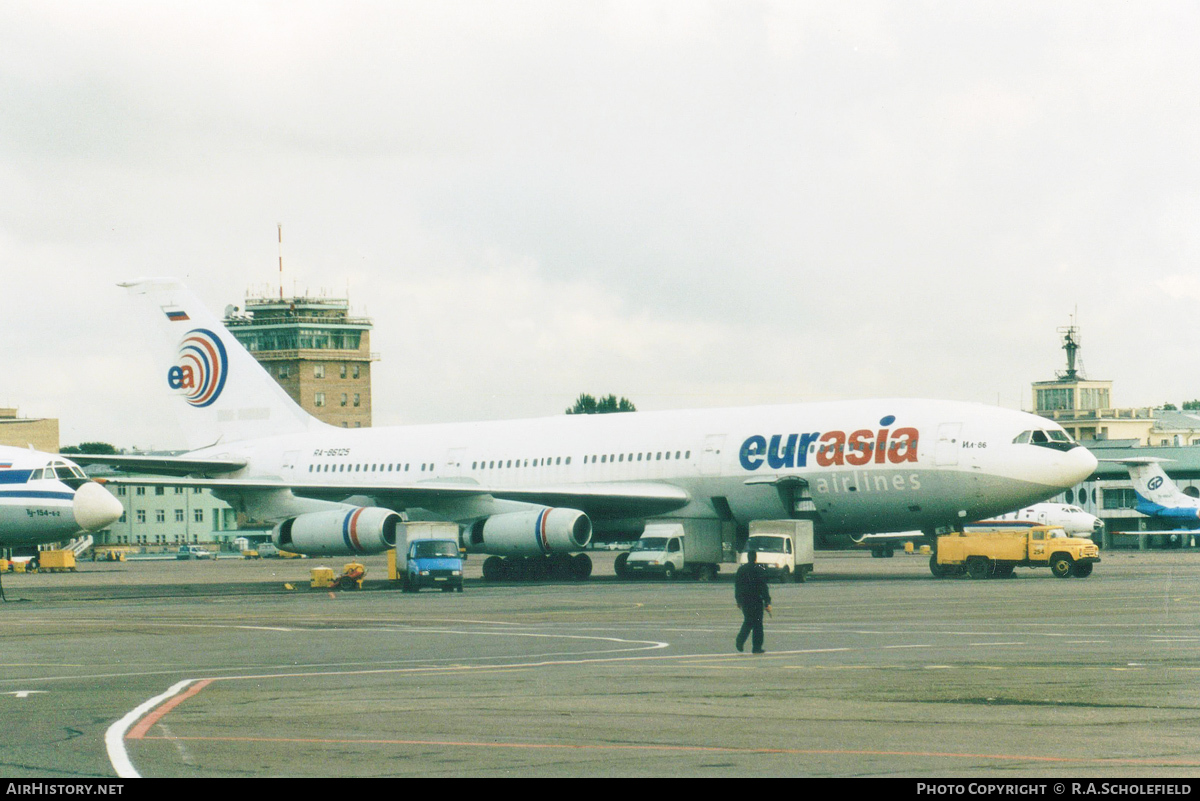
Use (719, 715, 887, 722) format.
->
(310, 567, 335, 589)
(39, 551, 77, 572)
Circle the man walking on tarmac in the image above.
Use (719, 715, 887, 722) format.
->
(735, 549, 772, 653)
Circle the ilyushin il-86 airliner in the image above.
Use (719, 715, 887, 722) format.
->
(72, 278, 1097, 579)
(0, 445, 124, 548)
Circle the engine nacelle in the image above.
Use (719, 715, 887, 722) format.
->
(467, 507, 592, 556)
(273, 507, 400, 556)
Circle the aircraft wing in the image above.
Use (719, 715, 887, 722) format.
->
(97, 476, 691, 519)
(67, 454, 248, 477)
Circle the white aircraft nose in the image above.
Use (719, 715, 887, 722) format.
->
(1064, 445, 1099, 485)
(73, 481, 124, 531)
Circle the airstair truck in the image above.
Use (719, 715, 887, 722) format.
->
(617, 521, 723, 580)
(738, 520, 814, 582)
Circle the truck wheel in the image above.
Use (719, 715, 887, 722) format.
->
(614, 552, 630, 579)
(1050, 554, 1073, 578)
(663, 564, 676, 581)
(966, 557, 991, 580)
(929, 554, 951, 578)
(1071, 562, 1093, 578)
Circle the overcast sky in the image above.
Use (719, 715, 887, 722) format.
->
(3, 1, 1200, 450)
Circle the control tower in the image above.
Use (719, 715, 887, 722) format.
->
(224, 293, 376, 428)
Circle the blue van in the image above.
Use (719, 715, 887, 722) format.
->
(402, 539, 464, 593)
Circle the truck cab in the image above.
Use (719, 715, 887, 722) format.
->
(402, 538, 464, 593)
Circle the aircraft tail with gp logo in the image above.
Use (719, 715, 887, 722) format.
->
(1105, 457, 1200, 523)
(121, 278, 325, 450)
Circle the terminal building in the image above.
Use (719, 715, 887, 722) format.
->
(102, 483, 239, 549)
(1033, 325, 1200, 547)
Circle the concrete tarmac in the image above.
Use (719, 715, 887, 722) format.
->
(2, 549, 1199, 778)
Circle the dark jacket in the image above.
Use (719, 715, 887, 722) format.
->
(734, 561, 771, 609)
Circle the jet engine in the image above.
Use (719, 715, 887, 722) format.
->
(467, 507, 592, 556)
(273, 507, 401, 556)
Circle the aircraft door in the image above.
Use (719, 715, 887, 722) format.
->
(935, 423, 961, 466)
(445, 447, 467, 477)
(700, 435, 725, 476)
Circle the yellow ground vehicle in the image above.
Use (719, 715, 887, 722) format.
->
(932, 526, 1100, 579)
(37, 550, 77, 572)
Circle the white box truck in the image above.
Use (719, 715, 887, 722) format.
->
(738, 520, 814, 582)
(616, 520, 723, 580)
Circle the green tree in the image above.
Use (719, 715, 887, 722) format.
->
(1184, 400, 1200, 411)
(59, 442, 119, 455)
(566, 393, 636, 415)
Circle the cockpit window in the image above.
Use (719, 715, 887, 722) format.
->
(1013, 429, 1078, 452)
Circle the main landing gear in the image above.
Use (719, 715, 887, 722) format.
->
(481, 553, 593, 582)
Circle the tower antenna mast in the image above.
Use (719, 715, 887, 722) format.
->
(277, 223, 284, 300)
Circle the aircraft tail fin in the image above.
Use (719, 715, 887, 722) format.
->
(121, 278, 327, 450)
(1104, 457, 1194, 510)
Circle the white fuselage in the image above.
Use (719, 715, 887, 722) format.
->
(189, 398, 1098, 543)
(971, 503, 1103, 537)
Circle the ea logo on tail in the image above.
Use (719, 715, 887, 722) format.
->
(167, 328, 228, 407)
(1148, 476, 1164, 491)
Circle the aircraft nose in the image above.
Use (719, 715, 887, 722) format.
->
(1065, 445, 1099, 485)
(73, 481, 124, 531)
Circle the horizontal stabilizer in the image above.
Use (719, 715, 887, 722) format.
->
(67, 454, 247, 477)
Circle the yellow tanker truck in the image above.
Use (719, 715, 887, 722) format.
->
(931, 526, 1100, 579)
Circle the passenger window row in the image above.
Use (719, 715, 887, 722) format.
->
(305, 449, 695, 477)
(583, 450, 691, 464)
(308, 462, 434, 474)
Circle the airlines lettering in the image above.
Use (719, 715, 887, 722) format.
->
(739, 415, 919, 471)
